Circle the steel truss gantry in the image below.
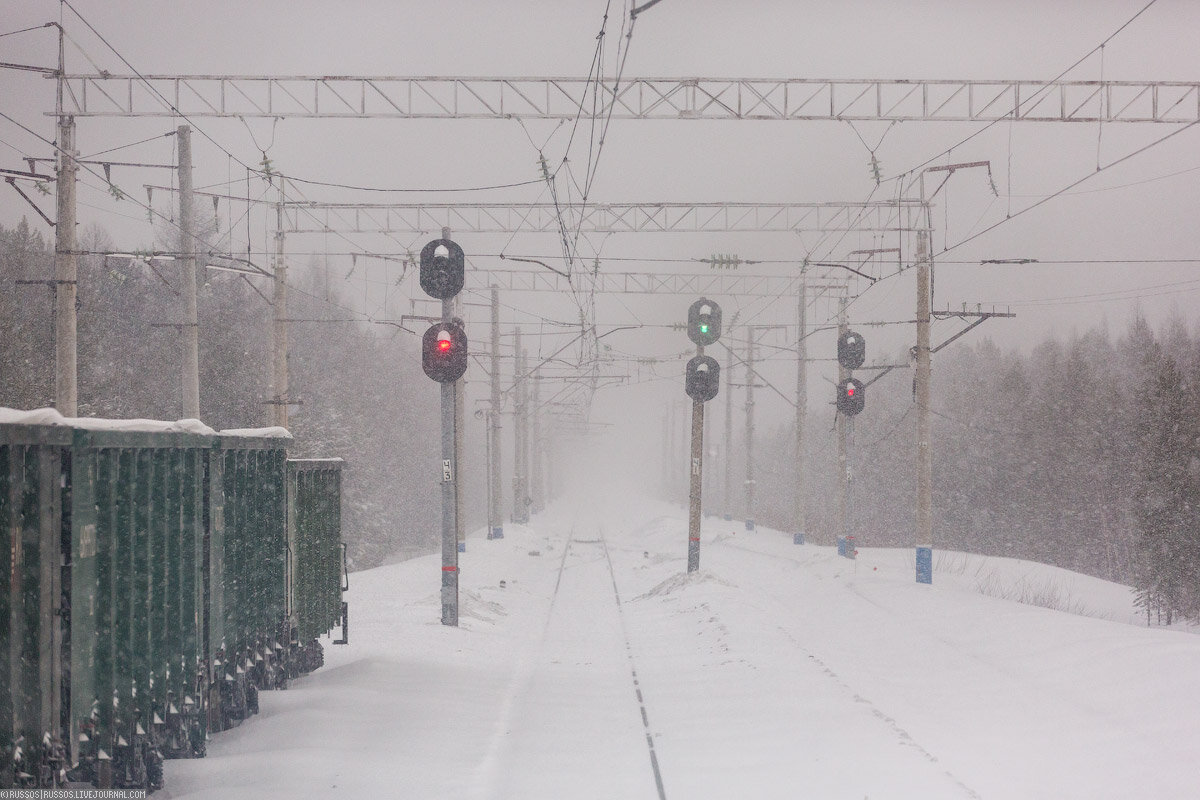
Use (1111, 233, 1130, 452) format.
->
(282, 200, 928, 235)
(143, 184, 900, 289)
(461, 270, 846, 297)
(144, 183, 929, 236)
(52, 74, 1200, 123)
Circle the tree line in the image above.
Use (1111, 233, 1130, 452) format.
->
(6, 211, 1197, 616)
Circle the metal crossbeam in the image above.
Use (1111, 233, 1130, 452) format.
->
(931, 308, 1017, 353)
(283, 201, 928, 234)
(462, 270, 846, 297)
(142, 185, 928, 233)
(863, 308, 1017, 388)
(53, 75, 1200, 122)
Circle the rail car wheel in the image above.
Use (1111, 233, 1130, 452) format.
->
(145, 745, 164, 791)
(129, 745, 146, 791)
(42, 738, 66, 788)
(219, 677, 240, 729)
(271, 657, 289, 690)
(189, 721, 207, 758)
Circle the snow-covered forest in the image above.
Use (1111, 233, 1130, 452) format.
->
(0, 216, 439, 569)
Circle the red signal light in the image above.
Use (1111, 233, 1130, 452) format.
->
(836, 376, 865, 416)
(423, 321, 469, 383)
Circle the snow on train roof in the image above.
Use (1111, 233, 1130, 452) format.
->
(219, 426, 292, 439)
(0, 407, 291, 438)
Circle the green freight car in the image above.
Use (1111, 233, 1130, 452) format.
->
(0, 412, 347, 792)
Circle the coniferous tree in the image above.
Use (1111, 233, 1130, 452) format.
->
(0, 218, 54, 408)
(1133, 354, 1200, 622)
(742, 315, 1198, 622)
(76, 223, 178, 419)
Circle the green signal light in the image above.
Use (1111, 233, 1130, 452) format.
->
(699, 323, 709, 334)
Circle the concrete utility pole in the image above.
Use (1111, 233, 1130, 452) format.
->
(531, 371, 543, 513)
(440, 367, 458, 625)
(703, 394, 713, 512)
(448, 227, 466, 555)
(177, 125, 200, 419)
(687, 397, 705, 571)
(794, 278, 808, 545)
(270, 180, 289, 428)
(489, 287, 503, 538)
(915, 226, 934, 584)
(662, 404, 670, 496)
(687, 344, 707, 572)
(743, 328, 756, 530)
(455, 362, 465, 552)
(512, 330, 529, 524)
(678, 401, 688, 498)
(723, 335, 734, 521)
(53, 31, 78, 416)
(440, 357, 458, 624)
(662, 407, 670, 497)
(836, 297, 849, 545)
(544, 424, 556, 506)
(667, 402, 677, 498)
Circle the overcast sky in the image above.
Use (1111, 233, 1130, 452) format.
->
(2, 1, 1199, 440)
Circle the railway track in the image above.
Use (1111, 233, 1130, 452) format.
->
(473, 518, 669, 799)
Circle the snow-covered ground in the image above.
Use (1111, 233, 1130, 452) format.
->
(163, 497, 1200, 799)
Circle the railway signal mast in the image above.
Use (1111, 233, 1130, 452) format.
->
(419, 237, 467, 626)
(833, 316, 865, 547)
(684, 298, 722, 573)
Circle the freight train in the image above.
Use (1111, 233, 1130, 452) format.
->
(1, 409, 348, 791)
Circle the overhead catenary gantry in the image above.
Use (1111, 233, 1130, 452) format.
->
(143, 183, 928, 238)
(464, 270, 846, 298)
(144, 185, 879, 296)
(281, 201, 928, 236)
(50, 74, 1200, 123)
